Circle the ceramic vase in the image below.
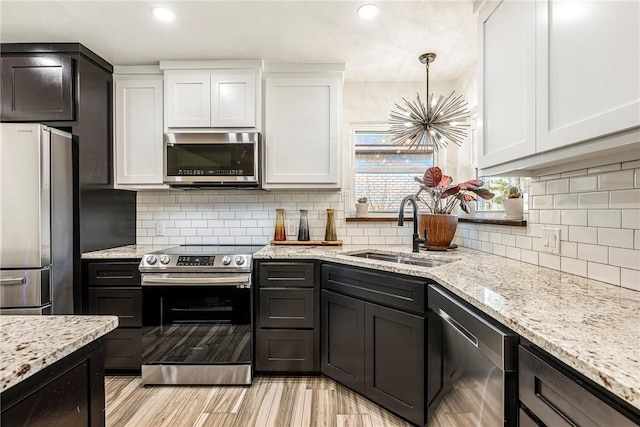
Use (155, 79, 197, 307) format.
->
(355, 202, 368, 218)
(503, 198, 524, 220)
(418, 213, 458, 248)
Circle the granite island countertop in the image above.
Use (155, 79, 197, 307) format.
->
(0, 315, 118, 392)
(255, 244, 640, 411)
(80, 242, 640, 411)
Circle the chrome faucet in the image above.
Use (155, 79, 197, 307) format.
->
(398, 195, 427, 253)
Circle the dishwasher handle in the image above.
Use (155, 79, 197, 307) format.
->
(428, 284, 518, 371)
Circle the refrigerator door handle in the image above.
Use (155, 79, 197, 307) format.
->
(0, 276, 27, 285)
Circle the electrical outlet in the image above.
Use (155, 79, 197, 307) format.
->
(541, 227, 560, 254)
(156, 221, 165, 236)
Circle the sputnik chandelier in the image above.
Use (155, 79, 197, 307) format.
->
(389, 53, 470, 152)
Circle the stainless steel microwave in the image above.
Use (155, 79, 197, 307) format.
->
(164, 132, 261, 188)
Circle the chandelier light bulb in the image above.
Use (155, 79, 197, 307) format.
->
(357, 4, 379, 19)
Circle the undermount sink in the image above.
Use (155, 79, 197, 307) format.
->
(346, 251, 454, 268)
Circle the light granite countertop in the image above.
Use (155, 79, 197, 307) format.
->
(255, 244, 640, 411)
(0, 315, 118, 392)
(81, 244, 174, 259)
(80, 243, 640, 411)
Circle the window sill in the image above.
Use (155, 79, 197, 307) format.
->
(345, 216, 527, 227)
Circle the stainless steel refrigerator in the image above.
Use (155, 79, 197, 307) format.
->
(0, 123, 73, 314)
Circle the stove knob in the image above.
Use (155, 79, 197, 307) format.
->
(145, 255, 157, 265)
(222, 256, 232, 265)
(235, 256, 245, 266)
(159, 255, 171, 265)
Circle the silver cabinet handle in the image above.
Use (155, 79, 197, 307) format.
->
(0, 277, 26, 285)
(142, 275, 251, 287)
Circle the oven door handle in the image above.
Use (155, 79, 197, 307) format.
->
(142, 276, 251, 287)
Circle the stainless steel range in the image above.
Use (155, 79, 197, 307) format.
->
(139, 245, 262, 386)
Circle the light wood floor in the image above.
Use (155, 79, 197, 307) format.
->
(105, 375, 413, 427)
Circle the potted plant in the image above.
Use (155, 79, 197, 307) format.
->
(355, 196, 369, 218)
(503, 186, 524, 220)
(412, 167, 494, 248)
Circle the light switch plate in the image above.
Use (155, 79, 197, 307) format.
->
(156, 221, 165, 236)
(542, 227, 560, 254)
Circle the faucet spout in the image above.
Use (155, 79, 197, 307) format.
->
(398, 195, 426, 252)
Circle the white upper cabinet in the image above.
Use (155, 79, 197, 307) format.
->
(165, 72, 211, 128)
(210, 72, 256, 127)
(478, 0, 640, 174)
(113, 70, 166, 189)
(263, 73, 342, 189)
(535, 0, 640, 153)
(161, 61, 261, 130)
(478, 0, 536, 169)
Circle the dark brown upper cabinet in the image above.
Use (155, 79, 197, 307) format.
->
(1, 55, 75, 121)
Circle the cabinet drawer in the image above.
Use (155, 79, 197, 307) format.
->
(256, 329, 317, 372)
(259, 289, 314, 328)
(103, 328, 142, 370)
(87, 262, 140, 287)
(259, 262, 315, 288)
(519, 345, 638, 426)
(321, 264, 427, 315)
(88, 288, 142, 327)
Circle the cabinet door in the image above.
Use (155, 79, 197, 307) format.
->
(320, 290, 365, 394)
(1, 56, 74, 121)
(364, 303, 425, 426)
(259, 288, 314, 328)
(477, 1, 536, 169)
(103, 328, 142, 370)
(255, 329, 316, 372)
(210, 72, 256, 127)
(536, 0, 640, 153)
(165, 72, 211, 127)
(88, 288, 142, 327)
(264, 76, 341, 186)
(114, 78, 164, 185)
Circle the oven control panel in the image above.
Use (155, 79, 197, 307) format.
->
(177, 256, 215, 266)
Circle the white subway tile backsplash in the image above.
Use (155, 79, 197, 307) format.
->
(546, 178, 569, 194)
(588, 164, 620, 174)
(516, 235, 533, 250)
(608, 247, 640, 270)
(520, 249, 539, 265)
(532, 195, 554, 209)
(610, 189, 640, 209)
(506, 246, 521, 260)
(621, 268, 640, 291)
(636, 230, 640, 250)
(597, 228, 634, 249)
(621, 210, 640, 229)
(578, 192, 609, 209)
(570, 175, 598, 193)
(553, 194, 578, 209)
(598, 169, 634, 190)
(560, 210, 587, 226)
(539, 253, 560, 270)
(492, 244, 506, 257)
(502, 234, 516, 247)
(622, 160, 640, 170)
(530, 181, 546, 196)
(568, 226, 598, 244)
(577, 243, 608, 263)
(587, 262, 620, 286)
(539, 210, 561, 224)
(588, 210, 621, 228)
(561, 169, 588, 178)
(561, 257, 587, 277)
(560, 241, 577, 258)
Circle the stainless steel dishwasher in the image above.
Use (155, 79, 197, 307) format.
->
(427, 284, 518, 427)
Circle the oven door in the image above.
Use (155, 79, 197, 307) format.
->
(141, 273, 252, 384)
(164, 132, 260, 186)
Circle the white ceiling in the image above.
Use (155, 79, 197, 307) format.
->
(0, 0, 477, 82)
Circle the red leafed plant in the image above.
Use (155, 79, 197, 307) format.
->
(413, 166, 494, 214)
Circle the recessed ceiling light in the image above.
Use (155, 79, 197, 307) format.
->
(357, 4, 379, 20)
(152, 7, 175, 22)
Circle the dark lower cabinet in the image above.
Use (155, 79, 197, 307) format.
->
(364, 303, 424, 425)
(1, 340, 105, 427)
(255, 261, 319, 373)
(321, 288, 426, 426)
(85, 261, 142, 371)
(519, 345, 640, 426)
(321, 290, 365, 394)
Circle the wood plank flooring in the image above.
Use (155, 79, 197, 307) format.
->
(105, 375, 413, 427)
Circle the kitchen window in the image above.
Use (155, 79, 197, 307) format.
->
(352, 124, 433, 213)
